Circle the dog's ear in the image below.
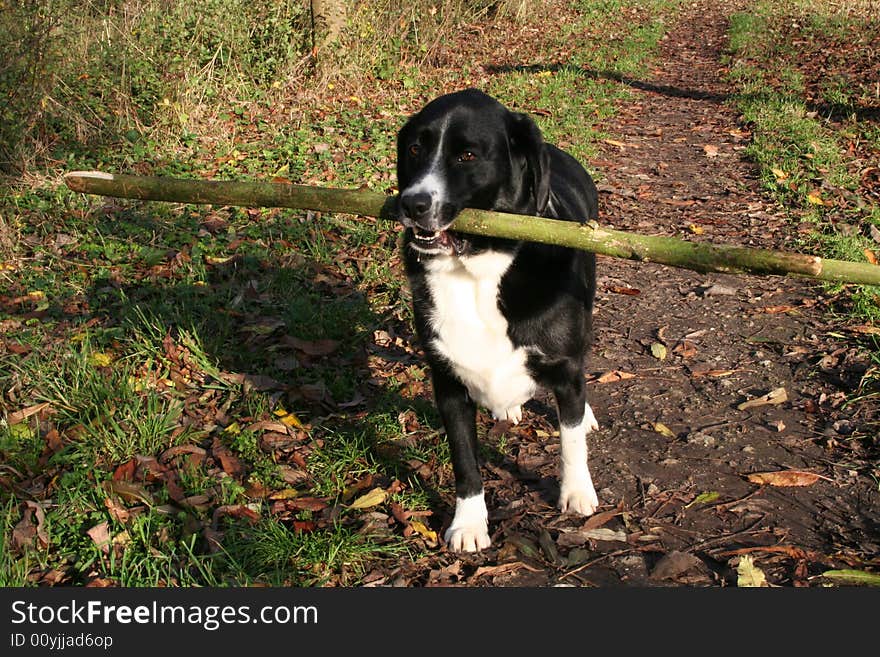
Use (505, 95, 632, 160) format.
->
(508, 112, 551, 214)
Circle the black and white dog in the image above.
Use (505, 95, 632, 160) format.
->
(396, 89, 600, 552)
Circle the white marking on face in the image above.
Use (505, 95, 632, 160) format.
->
(445, 490, 490, 552)
(425, 252, 537, 421)
(400, 118, 451, 225)
(558, 401, 599, 515)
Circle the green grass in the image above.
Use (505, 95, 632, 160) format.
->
(1, 0, 684, 586)
(725, 1, 880, 383)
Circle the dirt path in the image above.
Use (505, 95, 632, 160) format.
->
(396, 0, 879, 586)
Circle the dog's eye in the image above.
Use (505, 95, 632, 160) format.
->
(408, 144, 421, 157)
(458, 151, 477, 162)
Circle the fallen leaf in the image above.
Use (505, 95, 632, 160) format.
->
(753, 304, 795, 315)
(7, 402, 50, 425)
(596, 370, 636, 384)
(211, 437, 246, 478)
(806, 190, 826, 206)
(850, 324, 880, 335)
(651, 551, 705, 580)
(745, 470, 822, 487)
(284, 497, 328, 512)
(603, 138, 627, 148)
(672, 340, 697, 359)
(348, 487, 387, 510)
(607, 285, 640, 296)
(688, 223, 704, 235)
(582, 527, 627, 542)
(410, 520, 438, 542)
(470, 561, 540, 581)
(652, 422, 676, 439)
(580, 505, 621, 531)
(87, 521, 112, 554)
(737, 554, 768, 587)
(12, 502, 48, 551)
(650, 342, 667, 360)
(737, 387, 788, 410)
(771, 167, 788, 181)
(103, 497, 131, 523)
(686, 491, 720, 508)
(864, 249, 878, 265)
(703, 144, 719, 158)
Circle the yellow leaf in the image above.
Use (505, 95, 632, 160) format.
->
(205, 255, 233, 265)
(771, 167, 788, 181)
(27, 290, 45, 300)
(280, 412, 303, 428)
(89, 352, 113, 367)
(652, 422, 675, 439)
(688, 223, 704, 235)
(737, 555, 769, 587)
(806, 191, 825, 206)
(223, 422, 241, 435)
(650, 342, 667, 360)
(348, 487, 386, 510)
(410, 520, 437, 542)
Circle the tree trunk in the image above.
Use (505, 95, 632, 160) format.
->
(310, 0, 346, 53)
(63, 170, 880, 286)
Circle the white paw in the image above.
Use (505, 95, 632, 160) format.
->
(444, 523, 491, 552)
(559, 479, 599, 516)
(506, 405, 523, 425)
(445, 492, 490, 552)
(583, 402, 599, 433)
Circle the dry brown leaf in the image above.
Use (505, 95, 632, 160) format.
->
(580, 507, 619, 532)
(703, 144, 719, 158)
(864, 249, 878, 265)
(850, 324, 880, 335)
(737, 387, 788, 410)
(596, 370, 636, 384)
(211, 437, 246, 478)
(103, 497, 131, 524)
(607, 285, 641, 296)
(7, 402, 50, 425)
(745, 470, 822, 487)
(758, 305, 796, 314)
(87, 521, 112, 554)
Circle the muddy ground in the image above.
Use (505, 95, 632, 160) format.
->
(384, 1, 880, 587)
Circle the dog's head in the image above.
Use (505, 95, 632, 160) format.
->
(396, 88, 550, 257)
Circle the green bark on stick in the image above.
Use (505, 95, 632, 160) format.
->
(64, 171, 880, 286)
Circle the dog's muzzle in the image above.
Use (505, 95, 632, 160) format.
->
(398, 191, 464, 255)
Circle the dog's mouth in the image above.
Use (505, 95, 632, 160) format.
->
(410, 226, 465, 255)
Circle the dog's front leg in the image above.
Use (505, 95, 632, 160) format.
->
(433, 369, 490, 552)
(554, 377, 599, 516)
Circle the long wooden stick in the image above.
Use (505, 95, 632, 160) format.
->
(64, 171, 880, 286)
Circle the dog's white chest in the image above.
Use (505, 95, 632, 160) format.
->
(424, 252, 536, 418)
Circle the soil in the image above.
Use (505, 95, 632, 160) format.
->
(386, 0, 880, 587)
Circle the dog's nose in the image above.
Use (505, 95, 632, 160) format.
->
(400, 191, 432, 221)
